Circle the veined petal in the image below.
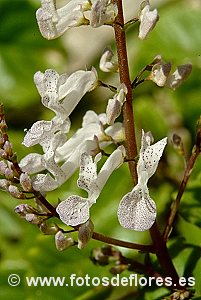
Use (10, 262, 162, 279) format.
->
(56, 195, 90, 226)
(117, 184, 156, 231)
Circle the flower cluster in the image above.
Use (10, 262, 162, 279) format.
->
(36, 0, 118, 40)
(148, 55, 192, 89)
(0, 0, 192, 251)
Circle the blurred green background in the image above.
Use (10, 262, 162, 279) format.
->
(0, 0, 201, 299)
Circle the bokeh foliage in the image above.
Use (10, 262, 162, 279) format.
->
(0, 0, 200, 299)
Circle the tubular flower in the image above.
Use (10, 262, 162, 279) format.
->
(36, 0, 90, 40)
(34, 68, 98, 120)
(56, 146, 125, 226)
(118, 130, 167, 231)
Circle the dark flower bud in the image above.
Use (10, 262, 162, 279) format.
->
(78, 219, 94, 249)
(8, 185, 26, 199)
(20, 173, 33, 192)
(55, 231, 74, 251)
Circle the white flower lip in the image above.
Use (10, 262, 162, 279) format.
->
(118, 130, 167, 231)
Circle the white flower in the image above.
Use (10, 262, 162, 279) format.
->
(147, 56, 192, 89)
(56, 146, 125, 226)
(90, 0, 118, 28)
(138, 0, 159, 40)
(148, 58, 171, 87)
(106, 83, 127, 125)
(165, 64, 192, 90)
(99, 46, 118, 73)
(36, 0, 90, 40)
(118, 130, 167, 231)
(34, 68, 98, 120)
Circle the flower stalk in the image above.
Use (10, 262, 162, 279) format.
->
(113, 0, 138, 184)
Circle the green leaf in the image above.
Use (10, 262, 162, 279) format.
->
(176, 215, 201, 247)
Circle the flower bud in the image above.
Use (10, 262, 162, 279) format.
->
(25, 213, 43, 225)
(55, 231, 74, 251)
(109, 264, 128, 275)
(3, 141, 13, 157)
(20, 173, 33, 192)
(14, 204, 35, 217)
(8, 185, 26, 199)
(138, 0, 159, 40)
(106, 83, 127, 125)
(166, 63, 192, 90)
(0, 179, 10, 191)
(99, 47, 118, 73)
(4, 168, 14, 180)
(39, 222, 59, 235)
(78, 219, 94, 249)
(0, 149, 6, 159)
(0, 160, 7, 175)
(148, 62, 171, 87)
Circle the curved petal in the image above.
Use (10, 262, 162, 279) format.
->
(56, 195, 90, 226)
(19, 153, 44, 174)
(77, 153, 97, 192)
(117, 185, 156, 231)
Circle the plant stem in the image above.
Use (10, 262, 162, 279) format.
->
(150, 222, 181, 288)
(92, 231, 155, 253)
(163, 120, 201, 241)
(113, 1, 182, 289)
(113, 0, 138, 185)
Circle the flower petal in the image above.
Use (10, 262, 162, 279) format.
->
(56, 195, 90, 226)
(138, 1, 159, 40)
(90, 0, 118, 28)
(19, 153, 44, 174)
(166, 64, 192, 90)
(99, 46, 118, 73)
(77, 153, 97, 192)
(117, 185, 156, 231)
(138, 131, 167, 181)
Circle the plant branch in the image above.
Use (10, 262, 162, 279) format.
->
(113, 0, 138, 185)
(163, 118, 201, 241)
(149, 222, 181, 289)
(92, 231, 155, 253)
